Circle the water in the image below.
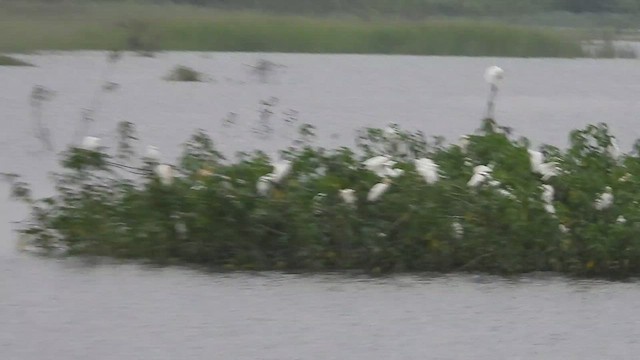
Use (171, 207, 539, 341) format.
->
(2, 52, 640, 359)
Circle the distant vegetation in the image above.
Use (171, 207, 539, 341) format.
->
(52, 0, 640, 17)
(0, 54, 32, 66)
(0, 2, 585, 57)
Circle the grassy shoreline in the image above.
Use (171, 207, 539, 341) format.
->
(0, 2, 585, 57)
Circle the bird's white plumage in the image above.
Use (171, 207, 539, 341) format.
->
(541, 184, 554, 204)
(528, 149, 559, 180)
(271, 160, 292, 184)
(594, 186, 614, 210)
(339, 188, 357, 206)
(81, 136, 100, 151)
(484, 66, 504, 85)
(256, 174, 273, 196)
(145, 145, 161, 161)
(607, 137, 621, 161)
(467, 165, 492, 187)
(367, 182, 390, 202)
(385, 168, 404, 178)
(154, 164, 174, 186)
(414, 158, 439, 184)
(544, 203, 556, 215)
(363, 155, 403, 179)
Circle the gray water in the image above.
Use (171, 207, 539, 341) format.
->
(2, 52, 640, 359)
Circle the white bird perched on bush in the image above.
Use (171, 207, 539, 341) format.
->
(255, 160, 292, 196)
(339, 188, 357, 206)
(363, 155, 403, 178)
(367, 179, 391, 202)
(528, 149, 559, 180)
(544, 204, 556, 215)
(145, 145, 161, 162)
(484, 66, 504, 85)
(467, 164, 492, 187)
(616, 215, 627, 224)
(271, 160, 292, 184)
(414, 158, 440, 184)
(594, 186, 613, 210)
(81, 136, 100, 151)
(541, 184, 556, 216)
(484, 65, 504, 119)
(154, 164, 174, 186)
(541, 184, 554, 204)
(256, 174, 273, 196)
(607, 137, 621, 161)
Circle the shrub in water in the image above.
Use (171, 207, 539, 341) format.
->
(165, 65, 204, 82)
(6, 119, 640, 278)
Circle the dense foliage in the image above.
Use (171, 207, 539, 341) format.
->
(155, 0, 640, 16)
(7, 118, 640, 278)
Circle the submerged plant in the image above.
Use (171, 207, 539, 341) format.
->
(164, 65, 205, 82)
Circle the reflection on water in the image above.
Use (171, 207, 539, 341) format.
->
(2, 52, 640, 359)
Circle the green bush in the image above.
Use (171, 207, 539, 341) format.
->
(164, 65, 205, 81)
(7, 119, 640, 277)
(0, 54, 32, 66)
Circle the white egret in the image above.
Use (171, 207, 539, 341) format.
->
(145, 145, 161, 161)
(81, 136, 100, 151)
(594, 186, 613, 210)
(484, 66, 504, 85)
(363, 155, 394, 177)
(544, 204, 556, 215)
(607, 137, 621, 161)
(451, 221, 464, 239)
(271, 160, 292, 184)
(339, 188, 357, 206)
(484, 65, 504, 119)
(414, 158, 440, 184)
(385, 167, 405, 178)
(541, 184, 554, 204)
(154, 164, 174, 186)
(363, 155, 404, 178)
(256, 174, 273, 196)
(363, 155, 390, 169)
(367, 179, 391, 202)
(616, 215, 627, 224)
(528, 149, 559, 180)
(467, 165, 492, 188)
(528, 149, 544, 168)
(537, 162, 560, 181)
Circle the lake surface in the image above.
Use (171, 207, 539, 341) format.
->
(2, 52, 640, 359)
